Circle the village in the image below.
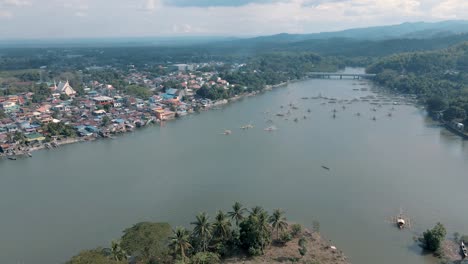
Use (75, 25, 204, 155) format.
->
(0, 63, 240, 158)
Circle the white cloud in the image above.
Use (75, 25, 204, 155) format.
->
(1, 0, 31, 7)
(431, 0, 468, 19)
(145, 0, 161, 11)
(0, 0, 467, 38)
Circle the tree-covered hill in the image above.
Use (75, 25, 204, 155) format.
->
(367, 42, 468, 124)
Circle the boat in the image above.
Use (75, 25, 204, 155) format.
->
(307, 109, 311, 113)
(461, 241, 468, 258)
(7, 156, 17, 160)
(396, 216, 405, 229)
(240, 124, 254, 130)
(444, 122, 468, 139)
(264, 126, 277, 132)
(27, 152, 32, 157)
(223, 130, 232, 135)
(276, 113, 284, 117)
(321, 165, 330, 170)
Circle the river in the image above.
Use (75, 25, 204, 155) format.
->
(1, 68, 468, 264)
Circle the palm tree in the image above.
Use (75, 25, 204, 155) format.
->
(213, 210, 231, 241)
(269, 209, 288, 239)
(257, 210, 271, 253)
(250, 206, 264, 218)
(169, 226, 192, 262)
(110, 240, 126, 261)
(228, 202, 246, 226)
(191, 212, 213, 252)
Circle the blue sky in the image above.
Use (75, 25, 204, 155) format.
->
(0, 0, 467, 38)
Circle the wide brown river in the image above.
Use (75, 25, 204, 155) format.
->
(1, 68, 468, 264)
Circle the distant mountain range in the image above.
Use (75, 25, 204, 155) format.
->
(2, 20, 468, 49)
(247, 20, 468, 43)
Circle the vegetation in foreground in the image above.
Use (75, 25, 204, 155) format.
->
(66, 202, 348, 264)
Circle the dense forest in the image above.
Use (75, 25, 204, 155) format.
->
(367, 42, 468, 124)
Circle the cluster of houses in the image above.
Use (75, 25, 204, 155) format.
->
(0, 65, 235, 155)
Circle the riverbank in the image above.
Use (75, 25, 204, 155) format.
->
(224, 226, 349, 264)
(1, 81, 291, 160)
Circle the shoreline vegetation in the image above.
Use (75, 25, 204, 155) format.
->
(66, 202, 350, 264)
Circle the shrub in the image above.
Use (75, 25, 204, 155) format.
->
(419, 222, 446, 253)
(291, 224, 302, 237)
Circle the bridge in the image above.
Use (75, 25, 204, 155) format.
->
(308, 72, 376, 79)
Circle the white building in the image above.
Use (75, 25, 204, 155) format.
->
(54, 81, 76, 96)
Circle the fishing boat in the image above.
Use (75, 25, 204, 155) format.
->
(223, 130, 232, 135)
(389, 208, 411, 229)
(27, 152, 32, 157)
(461, 241, 467, 258)
(7, 156, 17, 160)
(321, 165, 330, 170)
(264, 126, 277, 132)
(240, 124, 254, 129)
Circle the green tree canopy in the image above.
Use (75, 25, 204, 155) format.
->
(66, 248, 126, 264)
(120, 222, 172, 262)
(420, 222, 447, 253)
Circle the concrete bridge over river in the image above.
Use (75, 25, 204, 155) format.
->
(308, 72, 376, 79)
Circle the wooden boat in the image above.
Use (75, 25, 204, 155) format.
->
(27, 152, 32, 157)
(7, 156, 17, 160)
(396, 217, 405, 229)
(321, 165, 330, 170)
(240, 124, 253, 130)
(460, 241, 467, 258)
(390, 208, 411, 229)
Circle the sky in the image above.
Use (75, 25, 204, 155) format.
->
(0, 0, 467, 39)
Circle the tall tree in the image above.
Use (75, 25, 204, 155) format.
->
(169, 227, 192, 262)
(249, 206, 264, 218)
(191, 212, 213, 252)
(228, 202, 246, 226)
(212, 210, 231, 242)
(269, 209, 288, 239)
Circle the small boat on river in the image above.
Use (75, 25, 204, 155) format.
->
(264, 126, 277, 132)
(321, 165, 330, 170)
(461, 241, 467, 258)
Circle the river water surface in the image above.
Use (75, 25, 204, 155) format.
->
(1, 68, 468, 264)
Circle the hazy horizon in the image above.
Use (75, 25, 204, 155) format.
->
(1, 0, 468, 39)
